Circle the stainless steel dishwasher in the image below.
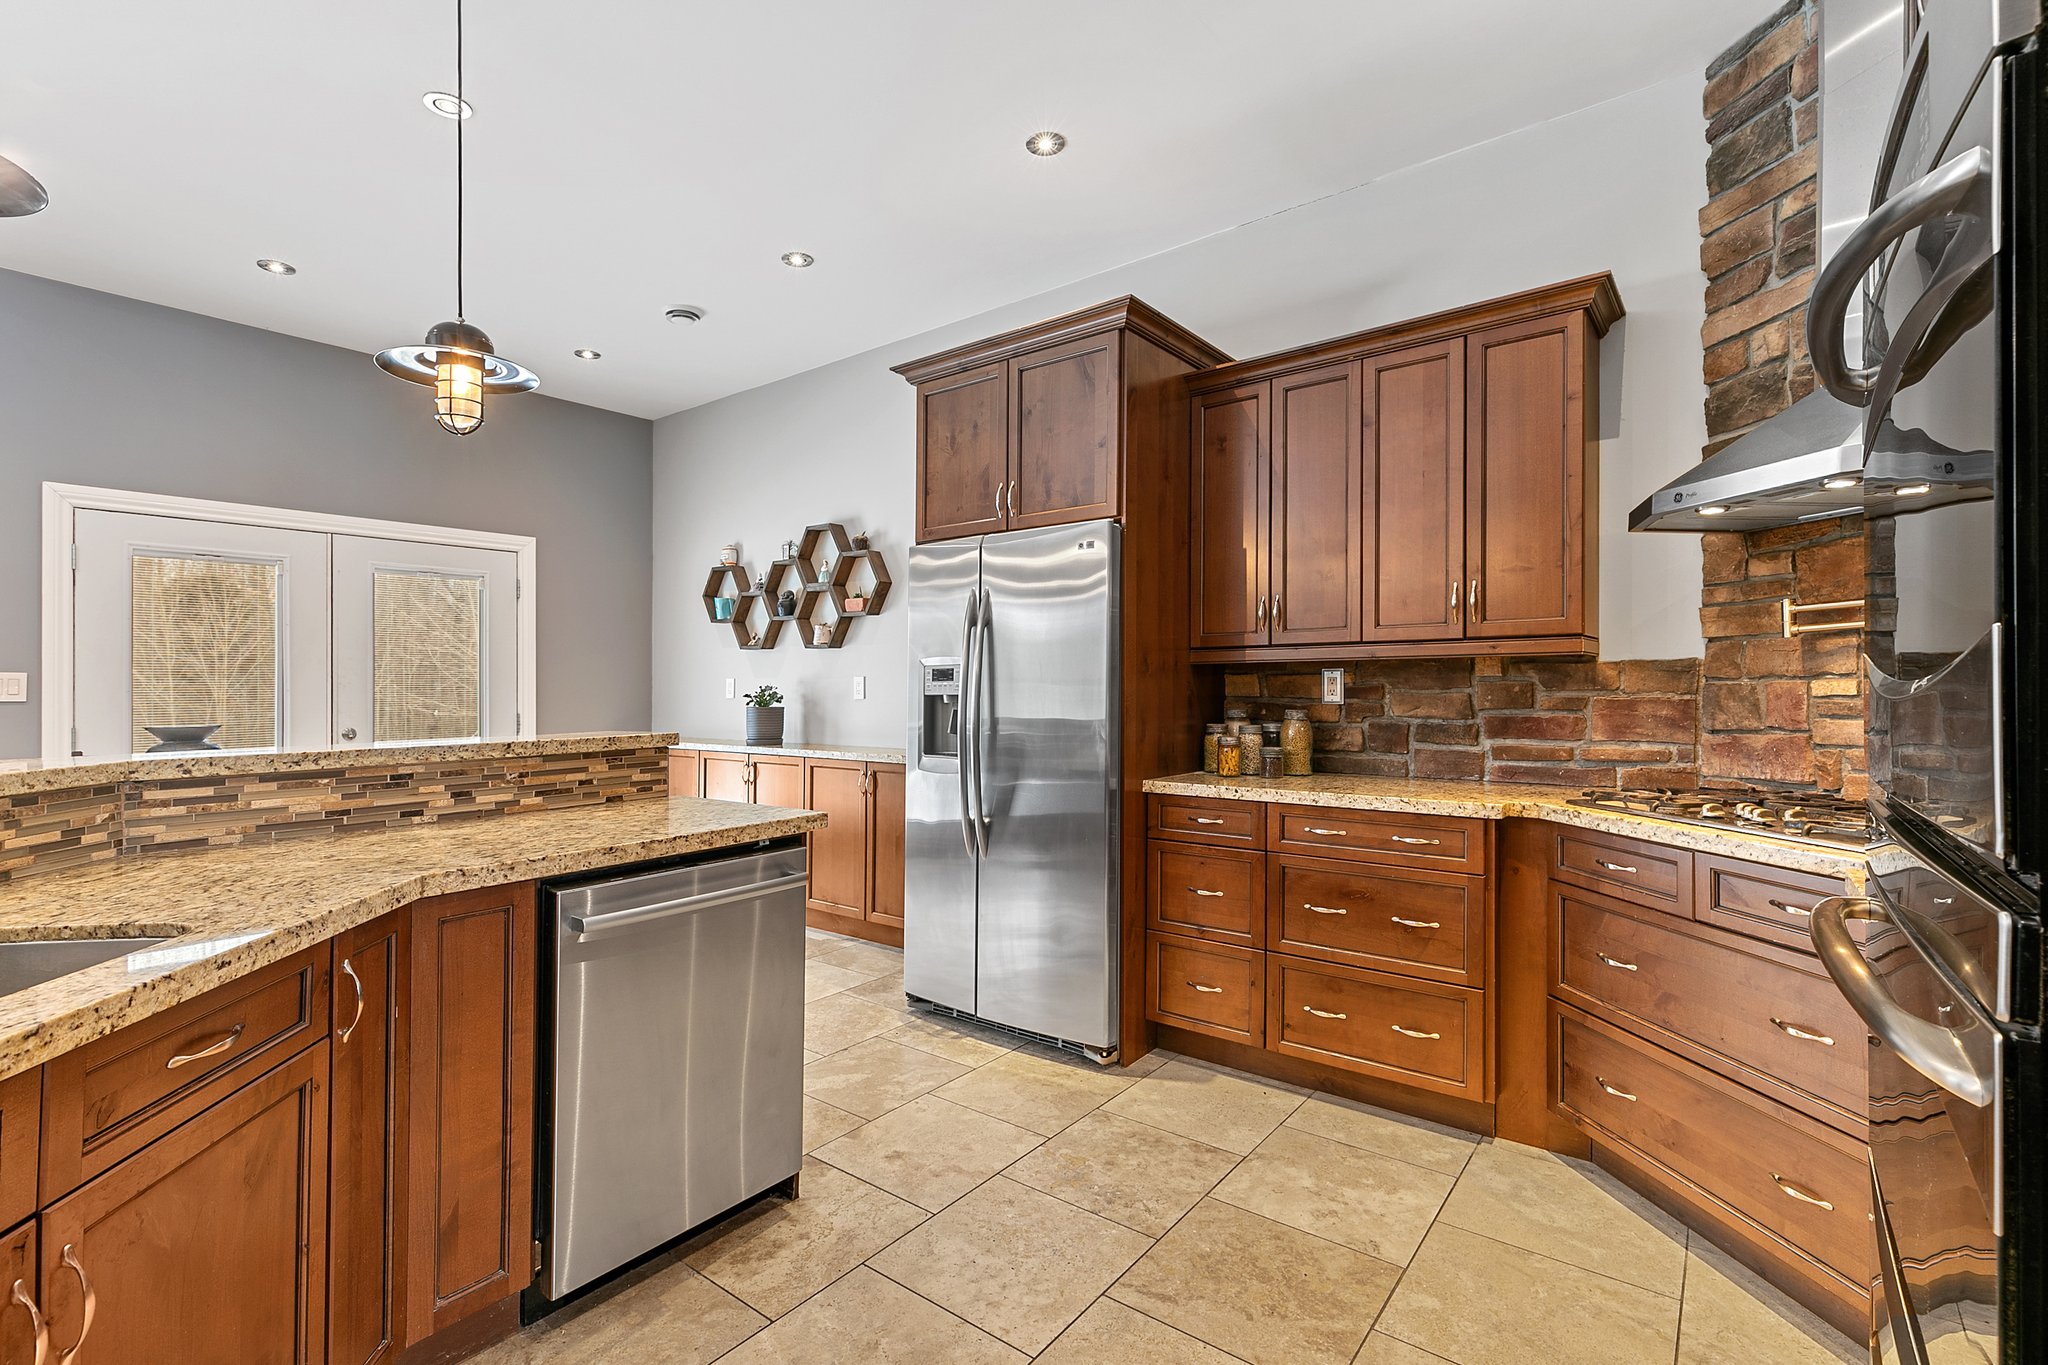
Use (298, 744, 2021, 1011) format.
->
(533, 839, 807, 1304)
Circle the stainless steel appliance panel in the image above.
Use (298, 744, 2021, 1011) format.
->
(972, 521, 1119, 1049)
(905, 537, 983, 1013)
(545, 845, 807, 1299)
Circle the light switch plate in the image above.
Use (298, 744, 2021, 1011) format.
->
(0, 673, 25, 703)
(853, 676, 866, 700)
(1320, 669, 1345, 704)
(723, 678, 736, 699)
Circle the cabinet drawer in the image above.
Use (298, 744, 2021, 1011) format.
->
(43, 944, 330, 1196)
(1150, 843, 1263, 946)
(1270, 806, 1484, 873)
(1555, 1004, 1871, 1286)
(1552, 890, 1865, 1126)
(1268, 856, 1480, 986)
(1552, 828, 1690, 914)
(1149, 795, 1264, 849)
(1147, 934, 1263, 1045)
(1267, 956, 1484, 1099)
(1693, 855, 1847, 953)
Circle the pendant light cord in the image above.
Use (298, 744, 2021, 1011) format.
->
(455, 0, 465, 322)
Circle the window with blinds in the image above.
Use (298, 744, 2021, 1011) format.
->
(129, 554, 282, 752)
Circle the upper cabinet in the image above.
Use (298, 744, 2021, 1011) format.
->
(1186, 275, 1620, 663)
(897, 298, 1232, 543)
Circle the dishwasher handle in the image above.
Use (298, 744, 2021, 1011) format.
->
(565, 871, 810, 935)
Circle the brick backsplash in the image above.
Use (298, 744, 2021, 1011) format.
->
(0, 745, 669, 884)
(1222, 659, 1700, 789)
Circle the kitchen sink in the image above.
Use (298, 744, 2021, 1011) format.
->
(0, 937, 171, 997)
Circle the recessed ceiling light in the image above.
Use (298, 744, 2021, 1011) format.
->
(256, 258, 297, 275)
(573, 348, 602, 360)
(1895, 483, 1932, 496)
(1822, 476, 1861, 489)
(781, 251, 815, 269)
(422, 90, 474, 120)
(1698, 505, 1730, 516)
(664, 305, 707, 325)
(1025, 130, 1067, 157)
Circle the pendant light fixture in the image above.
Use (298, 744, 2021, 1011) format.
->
(375, 0, 536, 435)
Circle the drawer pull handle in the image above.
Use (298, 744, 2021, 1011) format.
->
(1767, 898, 1813, 917)
(1596, 1077, 1638, 1101)
(1302, 1005, 1348, 1020)
(10, 1278, 48, 1365)
(1188, 888, 1226, 898)
(1771, 1017, 1836, 1046)
(166, 1023, 245, 1069)
(1389, 916, 1441, 929)
(1191, 817, 1227, 826)
(1595, 952, 1639, 972)
(1772, 1174, 1835, 1210)
(1390, 1023, 1440, 1039)
(1389, 835, 1441, 846)
(1303, 827, 1347, 837)
(1188, 982, 1225, 994)
(54, 1246, 92, 1365)
(1596, 860, 1640, 874)
(1305, 903, 1349, 916)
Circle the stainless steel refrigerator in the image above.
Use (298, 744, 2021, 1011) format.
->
(905, 519, 1120, 1058)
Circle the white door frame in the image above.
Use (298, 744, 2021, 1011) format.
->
(42, 482, 538, 760)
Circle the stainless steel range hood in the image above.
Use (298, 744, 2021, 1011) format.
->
(1628, 390, 1867, 531)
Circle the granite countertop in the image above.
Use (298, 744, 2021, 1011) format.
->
(673, 738, 908, 764)
(0, 795, 822, 1080)
(1141, 772, 1876, 880)
(0, 731, 682, 798)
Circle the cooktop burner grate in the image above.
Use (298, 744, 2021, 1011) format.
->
(1568, 785, 1882, 850)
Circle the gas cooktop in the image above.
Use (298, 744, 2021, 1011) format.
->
(1568, 785, 1882, 850)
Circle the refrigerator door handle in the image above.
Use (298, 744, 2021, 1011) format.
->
(958, 588, 980, 860)
(973, 587, 992, 857)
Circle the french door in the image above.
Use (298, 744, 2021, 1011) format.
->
(67, 506, 522, 757)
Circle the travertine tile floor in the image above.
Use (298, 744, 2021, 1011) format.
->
(477, 929, 1863, 1365)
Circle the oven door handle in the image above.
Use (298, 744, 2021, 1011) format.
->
(1808, 146, 1993, 404)
(1810, 896, 1995, 1107)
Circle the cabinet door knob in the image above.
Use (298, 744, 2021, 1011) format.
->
(10, 1278, 48, 1365)
(54, 1246, 92, 1365)
(1469, 577, 1479, 620)
(339, 958, 366, 1044)
(1254, 595, 1266, 629)
(1272, 595, 1283, 629)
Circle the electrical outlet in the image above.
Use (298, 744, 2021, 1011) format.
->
(0, 673, 24, 703)
(723, 678, 736, 699)
(853, 676, 866, 701)
(1320, 668, 1345, 704)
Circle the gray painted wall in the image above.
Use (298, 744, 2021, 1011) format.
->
(0, 268, 654, 758)
(652, 72, 1711, 748)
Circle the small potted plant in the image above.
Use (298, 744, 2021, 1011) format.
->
(743, 684, 785, 747)
(843, 580, 869, 614)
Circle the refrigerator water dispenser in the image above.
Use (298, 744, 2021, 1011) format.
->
(919, 659, 962, 762)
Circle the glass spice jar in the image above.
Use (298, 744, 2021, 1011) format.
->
(1216, 734, 1242, 778)
(1281, 708, 1313, 776)
(1202, 723, 1223, 774)
(1261, 744, 1283, 778)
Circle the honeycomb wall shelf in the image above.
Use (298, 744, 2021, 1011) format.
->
(704, 524, 889, 651)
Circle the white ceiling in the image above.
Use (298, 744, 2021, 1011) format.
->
(0, 2, 1758, 420)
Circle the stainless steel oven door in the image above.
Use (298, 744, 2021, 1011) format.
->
(1813, 862, 2007, 1363)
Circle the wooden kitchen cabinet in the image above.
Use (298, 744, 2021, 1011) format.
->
(667, 748, 703, 797)
(40, 1042, 330, 1364)
(802, 758, 906, 945)
(406, 884, 536, 1343)
(0, 1218, 36, 1365)
(330, 909, 411, 1365)
(898, 298, 1233, 544)
(1187, 275, 1619, 662)
(702, 752, 751, 802)
(0, 1070, 39, 1235)
(750, 754, 804, 808)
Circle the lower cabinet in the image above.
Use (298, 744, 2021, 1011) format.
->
(0, 1219, 33, 1365)
(1142, 795, 1494, 1104)
(330, 908, 411, 1365)
(407, 884, 537, 1344)
(799, 758, 907, 946)
(40, 1042, 331, 1363)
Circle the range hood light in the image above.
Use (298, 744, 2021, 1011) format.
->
(1822, 476, 1861, 489)
(1894, 483, 1933, 496)
(1698, 505, 1730, 516)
